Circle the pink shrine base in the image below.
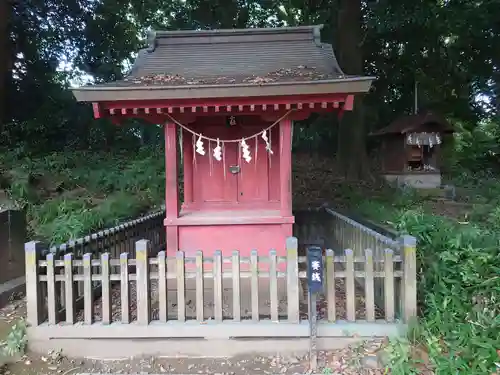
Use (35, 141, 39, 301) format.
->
(178, 223, 292, 256)
(164, 209, 294, 271)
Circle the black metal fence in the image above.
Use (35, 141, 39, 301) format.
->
(39, 208, 166, 259)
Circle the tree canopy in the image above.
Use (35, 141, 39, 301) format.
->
(1, 0, 499, 156)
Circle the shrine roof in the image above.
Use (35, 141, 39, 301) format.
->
(370, 111, 454, 136)
(72, 25, 374, 102)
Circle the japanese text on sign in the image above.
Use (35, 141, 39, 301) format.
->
(307, 246, 323, 293)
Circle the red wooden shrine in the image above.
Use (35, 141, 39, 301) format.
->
(72, 25, 374, 258)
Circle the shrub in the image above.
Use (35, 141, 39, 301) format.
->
(356, 198, 500, 374)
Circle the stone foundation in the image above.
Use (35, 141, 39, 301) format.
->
(383, 172, 442, 189)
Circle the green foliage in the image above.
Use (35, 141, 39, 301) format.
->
(448, 119, 500, 175)
(0, 320, 27, 358)
(3, 0, 500, 155)
(0, 146, 165, 244)
(354, 191, 500, 375)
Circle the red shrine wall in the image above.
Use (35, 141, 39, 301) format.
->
(182, 116, 281, 211)
(179, 224, 289, 256)
(165, 115, 293, 261)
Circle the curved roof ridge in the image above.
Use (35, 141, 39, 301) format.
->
(146, 25, 324, 51)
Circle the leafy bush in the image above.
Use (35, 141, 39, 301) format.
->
(355, 197, 500, 374)
(0, 145, 165, 244)
(0, 319, 27, 365)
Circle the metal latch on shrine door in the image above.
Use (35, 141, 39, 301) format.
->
(229, 165, 240, 174)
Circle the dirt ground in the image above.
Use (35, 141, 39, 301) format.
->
(423, 199, 475, 220)
(0, 292, 390, 375)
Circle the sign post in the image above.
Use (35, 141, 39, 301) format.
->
(306, 246, 323, 371)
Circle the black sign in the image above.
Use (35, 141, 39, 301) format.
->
(306, 246, 323, 294)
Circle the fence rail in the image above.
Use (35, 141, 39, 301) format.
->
(325, 207, 400, 255)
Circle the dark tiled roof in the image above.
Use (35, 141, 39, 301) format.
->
(73, 26, 375, 102)
(114, 25, 345, 86)
(371, 111, 454, 136)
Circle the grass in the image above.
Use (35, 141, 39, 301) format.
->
(345, 179, 500, 375)
(0, 146, 165, 244)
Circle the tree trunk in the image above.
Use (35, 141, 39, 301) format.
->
(0, 0, 11, 132)
(335, 0, 370, 179)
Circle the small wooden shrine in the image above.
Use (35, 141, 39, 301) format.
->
(72, 25, 374, 257)
(371, 111, 454, 189)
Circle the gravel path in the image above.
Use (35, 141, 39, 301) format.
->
(5, 341, 390, 375)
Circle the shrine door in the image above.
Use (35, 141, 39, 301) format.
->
(190, 122, 278, 206)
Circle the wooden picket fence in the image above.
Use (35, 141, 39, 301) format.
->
(25, 209, 166, 326)
(26, 235, 417, 340)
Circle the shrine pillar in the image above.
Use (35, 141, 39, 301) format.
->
(182, 130, 194, 207)
(279, 118, 293, 216)
(164, 122, 179, 253)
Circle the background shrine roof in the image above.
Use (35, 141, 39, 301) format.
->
(73, 25, 374, 102)
(370, 111, 454, 136)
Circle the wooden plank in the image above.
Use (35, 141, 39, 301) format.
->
(165, 122, 179, 220)
(402, 235, 417, 322)
(46, 253, 57, 325)
(158, 251, 167, 322)
(177, 251, 186, 322)
(232, 250, 241, 321)
(25, 242, 42, 326)
(250, 250, 259, 322)
(213, 251, 223, 322)
(279, 119, 292, 215)
(286, 237, 300, 323)
(269, 249, 278, 322)
(384, 248, 395, 322)
(101, 253, 111, 324)
(325, 249, 336, 322)
(345, 249, 355, 321)
(58, 260, 65, 309)
(64, 253, 75, 324)
(83, 253, 93, 325)
(120, 253, 130, 324)
(195, 251, 204, 322)
(30, 320, 402, 340)
(136, 240, 150, 325)
(364, 249, 375, 322)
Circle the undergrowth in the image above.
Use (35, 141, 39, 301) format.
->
(0, 319, 27, 367)
(0, 146, 165, 244)
(352, 187, 500, 375)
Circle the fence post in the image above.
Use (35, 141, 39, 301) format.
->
(46, 253, 56, 324)
(83, 253, 93, 325)
(64, 253, 75, 324)
(101, 253, 111, 324)
(345, 249, 355, 321)
(176, 251, 186, 322)
(120, 253, 130, 324)
(286, 236, 300, 323)
(325, 249, 336, 322)
(232, 250, 241, 322)
(136, 239, 150, 325)
(25, 241, 42, 327)
(401, 235, 417, 322)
